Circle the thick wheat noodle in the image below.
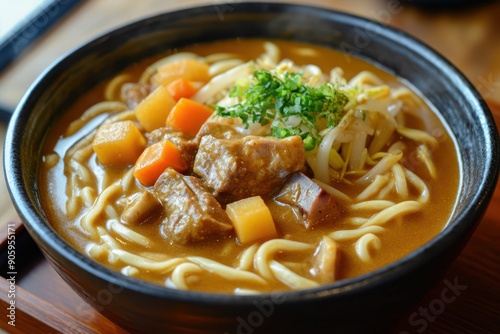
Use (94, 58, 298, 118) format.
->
(278, 261, 304, 272)
(65, 101, 127, 136)
(121, 266, 140, 277)
(357, 174, 390, 200)
(103, 109, 137, 124)
(87, 243, 107, 260)
(72, 144, 94, 164)
(188, 257, 267, 285)
(377, 178, 395, 200)
(360, 201, 422, 228)
(69, 159, 93, 184)
(105, 205, 119, 220)
(237, 244, 259, 271)
(350, 200, 396, 211)
(111, 249, 185, 273)
(330, 226, 385, 241)
(348, 71, 384, 87)
(171, 263, 204, 290)
(104, 73, 133, 101)
(349, 217, 370, 226)
(80, 186, 97, 208)
(96, 227, 120, 264)
(269, 260, 319, 289)
(254, 239, 314, 280)
(121, 168, 136, 193)
(391, 86, 421, 108)
(355, 233, 382, 262)
(80, 182, 122, 235)
(392, 163, 408, 197)
(66, 174, 82, 218)
(66, 131, 96, 161)
(97, 226, 121, 249)
(404, 168, 430, 203)
(109, 221, 152, 247)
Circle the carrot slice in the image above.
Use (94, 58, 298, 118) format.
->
(166, 78, 199, 101)
(165, 98, 213, 137)
(134, 140, 186, 186)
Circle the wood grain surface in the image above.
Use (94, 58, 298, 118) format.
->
(0, 1, 499, 333)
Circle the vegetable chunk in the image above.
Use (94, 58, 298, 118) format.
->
(92, 120, 146, 166)
(167, 78, 199, 101)
(226, 196, 277, 244)
(166, 98, 214, 137)
(134, 85, 177, 132)
(154, 168, 233, 245)
(155, 58, 210, 86)
(134, 140, 187, 187)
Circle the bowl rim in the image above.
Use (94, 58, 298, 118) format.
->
(4, 1, 499, 306)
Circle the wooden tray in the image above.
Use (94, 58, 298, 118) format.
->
(1, 102, 499, 334)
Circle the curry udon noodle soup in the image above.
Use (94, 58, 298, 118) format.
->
(40, 39, 459, 294)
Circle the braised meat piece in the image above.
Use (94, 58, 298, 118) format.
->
(148, 126, 199, 171)
(121, 191, 162, 225)
(195, 121, 243, 143)
(275, 172, 340, 229)
(120, 82, 151, 109)
(193, 135, 305, 204)
(154, 168, 233, 245)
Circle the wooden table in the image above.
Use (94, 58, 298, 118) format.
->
(0, 1, 499, 333)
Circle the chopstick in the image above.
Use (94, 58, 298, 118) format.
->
(0, 0, 83, 72)
(0, 104, 13, 123)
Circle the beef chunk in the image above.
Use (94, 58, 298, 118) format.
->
(122, 191, 162, 225)
(193, 135, 305, 204)
(120, 82, 151, 109)
(154, 168, 232, 245)
(275, 173, 339, 229)
(195, 121, 243, 143)
(148, 126, 199, 171)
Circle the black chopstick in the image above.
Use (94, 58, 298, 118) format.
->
(0, 104, 13, 122)
(0, 0, 83, 72)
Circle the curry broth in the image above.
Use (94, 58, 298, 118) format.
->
(39, 39, 460, 292)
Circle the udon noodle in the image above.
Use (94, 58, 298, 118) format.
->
(40, 39, 459, 294)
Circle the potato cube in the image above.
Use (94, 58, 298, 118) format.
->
(135, 85, 176, 132)
(226, 196, 277, 244)
(93, 120, 146, 166)
(155, 58, 210, 86)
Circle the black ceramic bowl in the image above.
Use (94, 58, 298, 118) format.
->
(4, 2, 499, 333)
